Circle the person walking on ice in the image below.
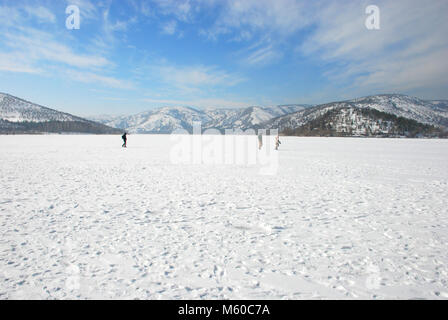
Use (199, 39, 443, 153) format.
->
(275, 135, 281, 150)
(258, 132, 263, 150)
(122, 132, 128, 148)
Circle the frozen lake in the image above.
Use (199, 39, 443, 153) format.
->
(1, 135, 448, 299)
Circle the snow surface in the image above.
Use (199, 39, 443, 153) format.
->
(1, 135, 448, 299)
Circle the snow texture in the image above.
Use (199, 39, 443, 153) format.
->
(1, 135, 448, 299)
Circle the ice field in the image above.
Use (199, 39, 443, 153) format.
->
(0, 135, 448, 299)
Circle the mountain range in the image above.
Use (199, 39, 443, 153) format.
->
(90, 94, 448, 137)
(1, 91, 447, 137)
(89, 104, 310, 134)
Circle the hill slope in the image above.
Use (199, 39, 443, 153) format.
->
(0, 93, 121, 134)
(267, 94, 448, 137)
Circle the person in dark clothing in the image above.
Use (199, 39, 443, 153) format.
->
(122, 132, 127, 148)
(275, 135, 281, 150)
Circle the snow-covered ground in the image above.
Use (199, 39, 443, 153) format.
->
(1, 135, 448, 300)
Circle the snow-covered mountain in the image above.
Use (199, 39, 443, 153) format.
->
(90, 94, 448, 137)
(116, 106, 211, 134)
(0, 93, 121, 134)
(202, 105, 309, 131)
(16, 92, 443, 137)
(91, 104, 309, 133)
(280, 106, 444, 138)
(91, 106, 212, 134)
(0, 92, 85, 123)
(349, 95, 448, 127)
(428, 100, 448, 112)
(266, 94, 448, 136)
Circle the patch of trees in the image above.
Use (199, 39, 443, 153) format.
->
(281, 107, 448, 138)
(0, 120, 121, 134)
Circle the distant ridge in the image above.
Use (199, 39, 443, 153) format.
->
(265, 94, 448, 138)
(5, 92, 447, 137)
(89, 104, 310, 134)
(0, 93, 121, 134)
(88, 94, 448, 138)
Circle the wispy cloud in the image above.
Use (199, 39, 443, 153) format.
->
(2, 27, 110, 69)
(0, 5, 130, 90)
(66, 70, 134, 90)
(151, 0, 194, 22)
(244, 44, 282, 66)
(141, 97, 253, 109)
(199, 0, 448, 95)
(24, 6, 56, 24)
(90, 4, 138, 51)
(1, 0, 447, 111)
(0, 52, 42, 74)
(65, 0, 99, 21)
(155, 64, 246, 91)
(298, 0, 448, 95)
(199, 0, 313, 67)
(161, 20, 177, 35)
(102, 7, 136, 41)
(0, 5, 56, 26)
(100, 97, 129, 101)
(203, 0, 312, 41)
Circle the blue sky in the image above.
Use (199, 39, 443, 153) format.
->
(0, 0, 447, 116)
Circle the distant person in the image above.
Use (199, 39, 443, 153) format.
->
(122, 132, 127, 148)
(258, 132, 263, 150)
(275, 135, 281, 150)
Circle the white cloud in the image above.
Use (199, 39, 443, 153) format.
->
(204, 0, 312, 40)
(356, 48, 448, 92)
(299, 0, 448, 94)
(100, 97, 129, 101)
(0, 52, 42, 74)
(140, 2, 153, 16)
(161, 20, 177, 35)
(103, 8, 130, 33)
(66, 70, 134, 89)
(65, 0, 99, 21)
(0, 10, 125, 90)
(99, 6, 137, 45)
(156, 64, 245, 90)
(24, 6, 56, 23)
(0, 5, 56, 25)
(2, 28, 110, 69)
(141, 97, 252, 109)
(198, 0, 448, 95)
(126, 0, 151, 17)
(199, 0, 313, 67)
(244, 44, 282, 66)
(151, 0, 193, 22)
